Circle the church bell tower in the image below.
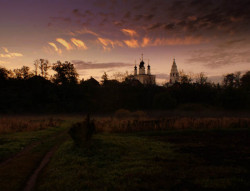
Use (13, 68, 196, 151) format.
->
(170, 58, 179, 84)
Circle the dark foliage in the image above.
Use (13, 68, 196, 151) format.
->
(0, 68, 249, 113)
(0, 67, 10, 81)
(52, 61, 78, 85)
(69, 114, 96, 147)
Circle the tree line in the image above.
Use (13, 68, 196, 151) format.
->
(0, 60, 249, 113)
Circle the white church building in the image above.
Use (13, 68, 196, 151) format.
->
(129, 55, 180, 85)
(169, 58, 180, 84)
(132, 55, 156, 85)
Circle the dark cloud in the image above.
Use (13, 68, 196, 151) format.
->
(49, 17, 71, 23)
(133, 4, 143, 10)
(62, 0, 250, 41)
(123, 11, 131, 19)
(85, 10, 94, 16)
(133, 14, 143, 21)
(218, 38, 245, 48)
(72, 9, 86, 18)
(144, 14, 154, 21)
(186, 38, 250, 68)
(72, 60, 133, 70)
(165, 23, 175, 30)
(147, 23, 163, 30)
(93, 0, 107, 8)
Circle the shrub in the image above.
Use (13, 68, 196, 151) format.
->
(68, 114, 95, 147)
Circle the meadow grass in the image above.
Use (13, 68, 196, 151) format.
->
(0, 115, 68, 134)
(0, 115, 82, 162)
(0, 114, 249, 190)
(36, 128, 250, 191)
(95, 116, 250, 132)
(37, 133, 174, 191)
(0, 117, 79, 191)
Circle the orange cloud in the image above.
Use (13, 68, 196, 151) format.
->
(56, 38, 73, 50)
(121, 29, 137, 37)
(152, 36, 208, 46)
(123, 39, 139, 48)
(0, 60, 8, 64)
(71, 38, 88, 50)
(141, 37, 150, 47)
(69, 28, 99, 37)
(0, 47, 23, 58)
(98, 37, 123, 50)
(3, 47, 9, 53)
(48, 42, 62, 54)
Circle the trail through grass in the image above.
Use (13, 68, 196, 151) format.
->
(0, 120, 75, 191)
(37, 128, 250, 191)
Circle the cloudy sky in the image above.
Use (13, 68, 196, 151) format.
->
(0, 0, 250, 83)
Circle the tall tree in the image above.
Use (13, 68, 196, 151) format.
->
(52, 61, 79, 85)
(21, 66, 32, 79)
(13, 66, 33, 79)
(195, 72, 208, 85)
(34, 59, 39, 76)
(240, 71, 250, 90)
(0, 67, 10, 80)
(34, 59, 50, 78)
(101, 72, 108, 84)
(179, 72, 192, 84)
(223, 72, 241, 88)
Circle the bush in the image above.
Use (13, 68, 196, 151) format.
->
(68, 114, 95, 147)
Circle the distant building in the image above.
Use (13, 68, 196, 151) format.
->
(131, 54, 156, 85)
(169, 58, 179, 84)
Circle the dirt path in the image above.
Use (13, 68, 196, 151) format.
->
(0, 141, 42, 167)
(23, 142, 61, 191)
(0, 130, 68, 191)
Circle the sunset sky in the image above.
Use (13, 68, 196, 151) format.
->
(0, 0, 249, 84)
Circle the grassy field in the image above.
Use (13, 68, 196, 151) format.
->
(0, 116, 80, 191)
(0, 114, 249, 191)
(0, 116, 68, 161)
(36, 128, 250, 191)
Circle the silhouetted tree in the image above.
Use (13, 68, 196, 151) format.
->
(240, 71, 250, 90)
(34, 59, 50, 78)
(52, 61, 79, 85)
(0, 67, 10, 80)
(112, 71, 128, 82)
(223, 72, 241, 88)
(101, 72, 108, 84)
(195, 72, 208, 85)
(12, 66, 33, 79)
(34, 59, 39, 76)
(179, 73, 192, 84)
(40, 59, 50, 78)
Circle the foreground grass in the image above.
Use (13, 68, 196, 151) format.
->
(0, 116, 83, 162)
(0, 119, 76, 191)
(37, 128, 250, 191)
(37, 134, 174, 191)
(0, 122, 66, 162)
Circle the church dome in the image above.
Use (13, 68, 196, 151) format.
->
(139, 60, 145, 68)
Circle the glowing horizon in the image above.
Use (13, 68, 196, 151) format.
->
(0, 0, 249, 84)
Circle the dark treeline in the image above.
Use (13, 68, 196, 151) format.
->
(0, 60, 250, 113)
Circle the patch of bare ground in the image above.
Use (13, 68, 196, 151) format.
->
(0, 131, 68, 191)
